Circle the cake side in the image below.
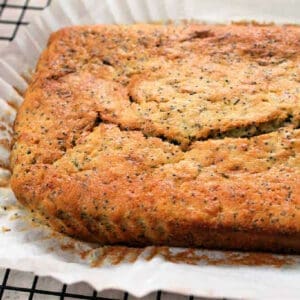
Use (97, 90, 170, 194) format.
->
(10, 23, 300, 252)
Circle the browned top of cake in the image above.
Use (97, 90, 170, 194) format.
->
(10, 23, 300, 250)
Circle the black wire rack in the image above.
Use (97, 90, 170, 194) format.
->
(0, 269, 98, 300)
(0, 1, 204, 299)
(0, 0, 51, 43)
(0, 268, 200, 299)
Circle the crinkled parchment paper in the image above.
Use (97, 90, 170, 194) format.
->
(1, 0, 300, 298)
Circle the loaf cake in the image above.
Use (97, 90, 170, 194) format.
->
(10, 23, 300, 252)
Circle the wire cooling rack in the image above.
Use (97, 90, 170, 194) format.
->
(1, 268, 191, 300)
(0, 1, 206, 299)
(0, 0, 51, 47)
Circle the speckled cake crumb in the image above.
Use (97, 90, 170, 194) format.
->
(10, 23, 300, 252)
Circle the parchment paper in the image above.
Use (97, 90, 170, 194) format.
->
(1, 0, 300, 298)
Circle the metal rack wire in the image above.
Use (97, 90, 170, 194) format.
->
(0, 268, 125, 299)
(0, 0, 51, 43)
(0, 268, 198, 299)
(0, 1, 201, 299)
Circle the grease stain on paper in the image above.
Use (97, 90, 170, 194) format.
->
(81, 246, 297, 268)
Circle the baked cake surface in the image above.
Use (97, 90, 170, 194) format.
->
(10, 23, 300, 252)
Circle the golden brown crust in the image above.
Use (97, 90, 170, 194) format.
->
(11, 23, 300, 252)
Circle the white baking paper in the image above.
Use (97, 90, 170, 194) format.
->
(1, 0, 300, 298)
